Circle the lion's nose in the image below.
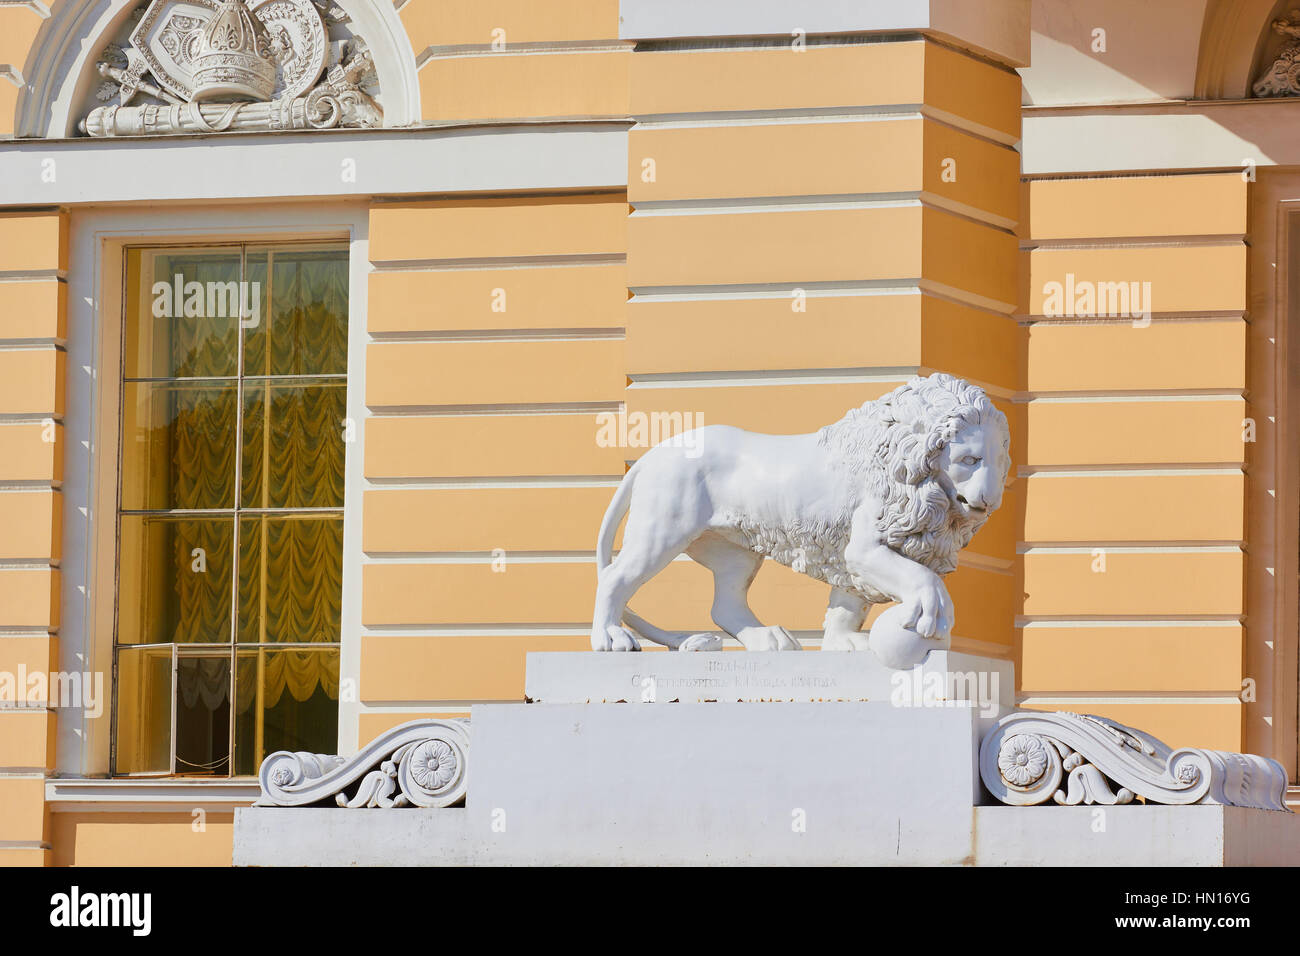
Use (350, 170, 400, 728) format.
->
(957, 494, 986, 512)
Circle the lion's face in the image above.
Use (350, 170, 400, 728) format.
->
(935, 418, 1008, 519)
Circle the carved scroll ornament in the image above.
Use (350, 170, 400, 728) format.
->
(980, 710, 1290, 811)
(256, 719, 469, 808)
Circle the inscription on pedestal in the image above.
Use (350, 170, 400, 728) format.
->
(524, 650, 1013, 713)
(631, 657, 840, 698)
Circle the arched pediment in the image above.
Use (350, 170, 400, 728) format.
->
(15, 0, 419, 137)
(1197, 0, 1300, 99)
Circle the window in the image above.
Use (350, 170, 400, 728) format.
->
(112, 241, 348, 776)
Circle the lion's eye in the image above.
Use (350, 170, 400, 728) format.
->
(961, 456, 980, 466)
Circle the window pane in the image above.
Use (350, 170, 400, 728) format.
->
(233, 647, 340, 776)
(243, 247, 348, 377)
(121, 381, 237, 511)
(238, 516, 343, 644)
(116, 242, 349, 779)
(115, 646, 172, 773)
(175, 654, 231, 776)
(124, 247, 242, 379)
(240, 379, 346, 509)
(118, 516, 233, 645)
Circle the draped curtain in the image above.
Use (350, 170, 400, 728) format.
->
(246, 250, 349, 376)
(237, 517, 343, 644)
(178, 651, 341, 712)
(164, 249, 347, 708)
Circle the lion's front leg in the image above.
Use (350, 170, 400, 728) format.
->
(844, 511, 955, 667)
(848, 543, 954, 636)
(821, 587, 870, 651)
(854, 549, 955, 669)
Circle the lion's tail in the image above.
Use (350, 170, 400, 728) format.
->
(595, 463, 709, 650)
(595, 461, 638, 573)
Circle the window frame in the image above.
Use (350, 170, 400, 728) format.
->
(58, 205, 367, 782)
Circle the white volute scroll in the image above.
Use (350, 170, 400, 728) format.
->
(256, 719, 469, 809)
(589, 373, 1013, 668)
(980, 711, 1290, 811)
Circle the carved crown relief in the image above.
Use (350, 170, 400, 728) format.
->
(79, 0, 382, 136)
(1253, 9, 1300, 97)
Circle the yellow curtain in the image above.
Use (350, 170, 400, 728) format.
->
(246, 250, 349, 376)
(168, 255, 240, 646)
(181, 651, 340, 712)
(237, 518, 343, 643)
(167, 251, 346, 705)
(167, 256, 240, 378)
(240, 382, 346, 509)
(232, 650, 341, 714)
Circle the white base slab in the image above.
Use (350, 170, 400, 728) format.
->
(239, 806, 1300, 868)
(973, 805, 1300, 867)
(235, 803, 1300, 866)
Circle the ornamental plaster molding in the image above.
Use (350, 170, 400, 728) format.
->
(256, 718, 469, 809)
(78, 0, 380, 135)
(14, 0, 419, 137)
(1195, 0, 1279, 99)
(980, 710, 1290, 811)
(1253, 8, 1300, 97)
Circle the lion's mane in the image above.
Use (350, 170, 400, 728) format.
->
(816, 372, 1011, 578)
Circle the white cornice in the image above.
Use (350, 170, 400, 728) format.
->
(618, 0, 1030, 68)
(0, 122, 629, 206)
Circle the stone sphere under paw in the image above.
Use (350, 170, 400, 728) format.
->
(867, 604, 949, 669)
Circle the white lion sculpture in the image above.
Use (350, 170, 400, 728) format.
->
(591, 372, 1011, 668)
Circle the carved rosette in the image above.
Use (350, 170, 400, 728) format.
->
(257, 719, 470, 809)
(980, 711, 1289, 811)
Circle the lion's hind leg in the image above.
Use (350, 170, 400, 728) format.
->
(689, 536, 801, 652)
(592, 511, 707, 652)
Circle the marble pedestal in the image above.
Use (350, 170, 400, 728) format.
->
(239, 698, 992, 865)
(233, 651, 1297, 866)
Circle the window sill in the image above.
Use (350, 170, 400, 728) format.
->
(45, 777, 261, 813)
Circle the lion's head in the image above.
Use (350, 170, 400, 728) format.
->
(817, 372, 1011, 575)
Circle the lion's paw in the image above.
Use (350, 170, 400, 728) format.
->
(737, 625, 801, 652)
(678, 633, 724, 652)
(821, 631, 869, 652)
(599, 626, 641, 652)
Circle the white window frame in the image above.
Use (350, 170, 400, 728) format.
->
(59, 202, 370, 779)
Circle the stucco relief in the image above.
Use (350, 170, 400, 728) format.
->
(78, 0, 381, 135)
(1253, 9, 1300, 96)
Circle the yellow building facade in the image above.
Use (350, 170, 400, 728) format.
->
(0, 0, 1296, 864)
